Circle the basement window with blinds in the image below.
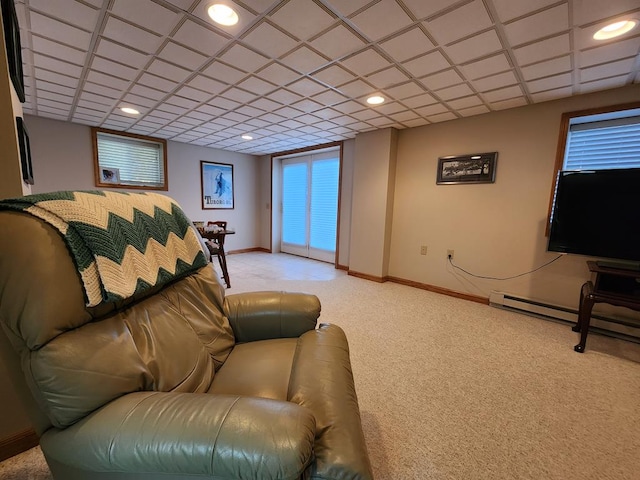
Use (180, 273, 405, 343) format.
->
(92, 128, 168, 190)
(546, 103, 640, 230)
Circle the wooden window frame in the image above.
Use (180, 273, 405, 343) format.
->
(91, 127, 168, 191)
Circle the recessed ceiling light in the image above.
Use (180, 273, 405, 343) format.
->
(241, 134, 253, 140)
(593, 19, 637, 40)
(120, 107, 140, 115)
(367, 95, 385, 105)
(208, 4, 239, 26)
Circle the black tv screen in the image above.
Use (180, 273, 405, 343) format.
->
(548, 169, 640, 264)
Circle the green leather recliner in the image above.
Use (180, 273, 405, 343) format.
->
(0, 195, 373, 480)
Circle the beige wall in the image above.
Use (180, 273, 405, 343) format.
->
(386, 83, 640, 310)
(24, 115, 261, 252)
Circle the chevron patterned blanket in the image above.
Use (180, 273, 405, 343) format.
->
(0, 191, 208, 306)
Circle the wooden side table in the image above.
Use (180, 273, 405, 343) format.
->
(573, 261, 640, 352)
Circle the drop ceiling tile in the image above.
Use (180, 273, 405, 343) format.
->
(521, 55, 572, 81)
(503, 4, 569, 47)
(367, 67, 409, 88)
(147, 59, 192, 83)
(172, 20, 230, 56)
(446, 95, 484, 110)
(35, 80, 76, 97)
(35, 68, 78, 88)
(414, 103, 449, 116)
(580, 58, 635, 83)
(350, 0, 414, 41)
(236, 105, 270, 117)
(379, 27, 436, 63)
(526, 72, 573, 93)
(175, 85, 213, 103)
(33, 54, 83, 77)
(491, 0, 560, 23)
(238, 0, 279, 14)
(79, 91, 115, 107)
(256, 63, 300, 86)
(458, 105, 491, 117)
(402, 50, 451, 77)
(459, 54, 511, 80)
(578, 37, 640, 68)
(236, 76, 277, 95)
(267, 88, 304, 104)
(86, 70, 131, 90)
(427, 111, 457, 123)
(38, 90, 74, 105)
(96, 39, 149, 69)
(77, 100, 110, 113)
(530, 86, 574, 103)
(340, 48, 390, 76)
(111, 0, 180, 35)
(186, 75, 227, 95)
(472, 71, 518, 92)
(579, 74, 628, 94)
(241, 22, 299, 58)
(312, 108, 343, 120)
(130, 84, 166, 100)
(512, 34, 570, 66)
(435, 83, 473, 100)
(333, 100, 364, 114)
(311, 89, 348, 105)
(197, 104, 228, 116)
(385, 81, 425, 99)
(424, 0, 493, 45)
(158, 42, 208, 70)
(30, 12, 92, 48)
(138, 72, 178, 92)
(375, 101, 406, 115)
(418, 69, 463, 90)
(338, 79, 377, 97)
(249, 97, 283, 111)
(31, 36, 86, 65)
(122, 93, 157, 108)
(281, 46, 330, 74)
(350, 108, 379, 121)
(291, 99, 323, 113)
(390, 110, 420, 122)
(490, 97, 528, 110)
(219, 44, 271, 73)
(572, 0, 640, 26)
(400, 92, 437, 108)
(401, 0, 466, 20)
(214, 94, 246, 108)
(269, 0, 336, 40)
(482, 85, 524, 103)
(444, 29, 503, 64)
(102, 17, 162, 53)
(201, 62, 247, 84)
(312, 65, 356, 87)
(166, 95, 200, 110)
(28, 0, 99, 30)
(92, 56, 139, 80)
(310, 24, 366, 60)
(286, 78, 327, 96)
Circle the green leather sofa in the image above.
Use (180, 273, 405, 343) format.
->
(0, 203, 373, 479)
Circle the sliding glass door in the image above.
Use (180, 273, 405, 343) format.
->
(281, 150, 339, 263)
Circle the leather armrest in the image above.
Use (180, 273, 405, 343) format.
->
(39, 391, 315, 480)
(224, 291, 320, 342)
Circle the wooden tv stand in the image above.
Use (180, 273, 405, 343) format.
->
(573, 261, 640, 352)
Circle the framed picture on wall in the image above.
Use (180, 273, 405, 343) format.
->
(1, 0, 26, 102)
(201, 161, 234, 210)
(436, 152, 498, 185)
(16, 117, 33, 185)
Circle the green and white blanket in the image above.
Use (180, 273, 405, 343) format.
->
(0, 191, 207, 306)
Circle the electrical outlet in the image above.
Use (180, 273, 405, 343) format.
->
(447, 249, 454, 259)
(420, 245, 428, 255)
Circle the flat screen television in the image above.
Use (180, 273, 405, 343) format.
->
(547, 168, 640, 269)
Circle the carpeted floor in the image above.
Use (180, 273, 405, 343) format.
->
(2, 252, 639, 479)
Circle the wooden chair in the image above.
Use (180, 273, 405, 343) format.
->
(205, 221, 230, 288)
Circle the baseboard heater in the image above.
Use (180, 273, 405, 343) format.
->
(489, 291, 640, 344)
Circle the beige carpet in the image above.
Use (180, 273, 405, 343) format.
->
(2, 252, 639, 479)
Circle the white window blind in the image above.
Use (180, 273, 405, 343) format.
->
(96, 131, 165, 188)
(310, 158, 339, 251)
(282, 162, 307, 246)
(564, 115, 640, 170)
